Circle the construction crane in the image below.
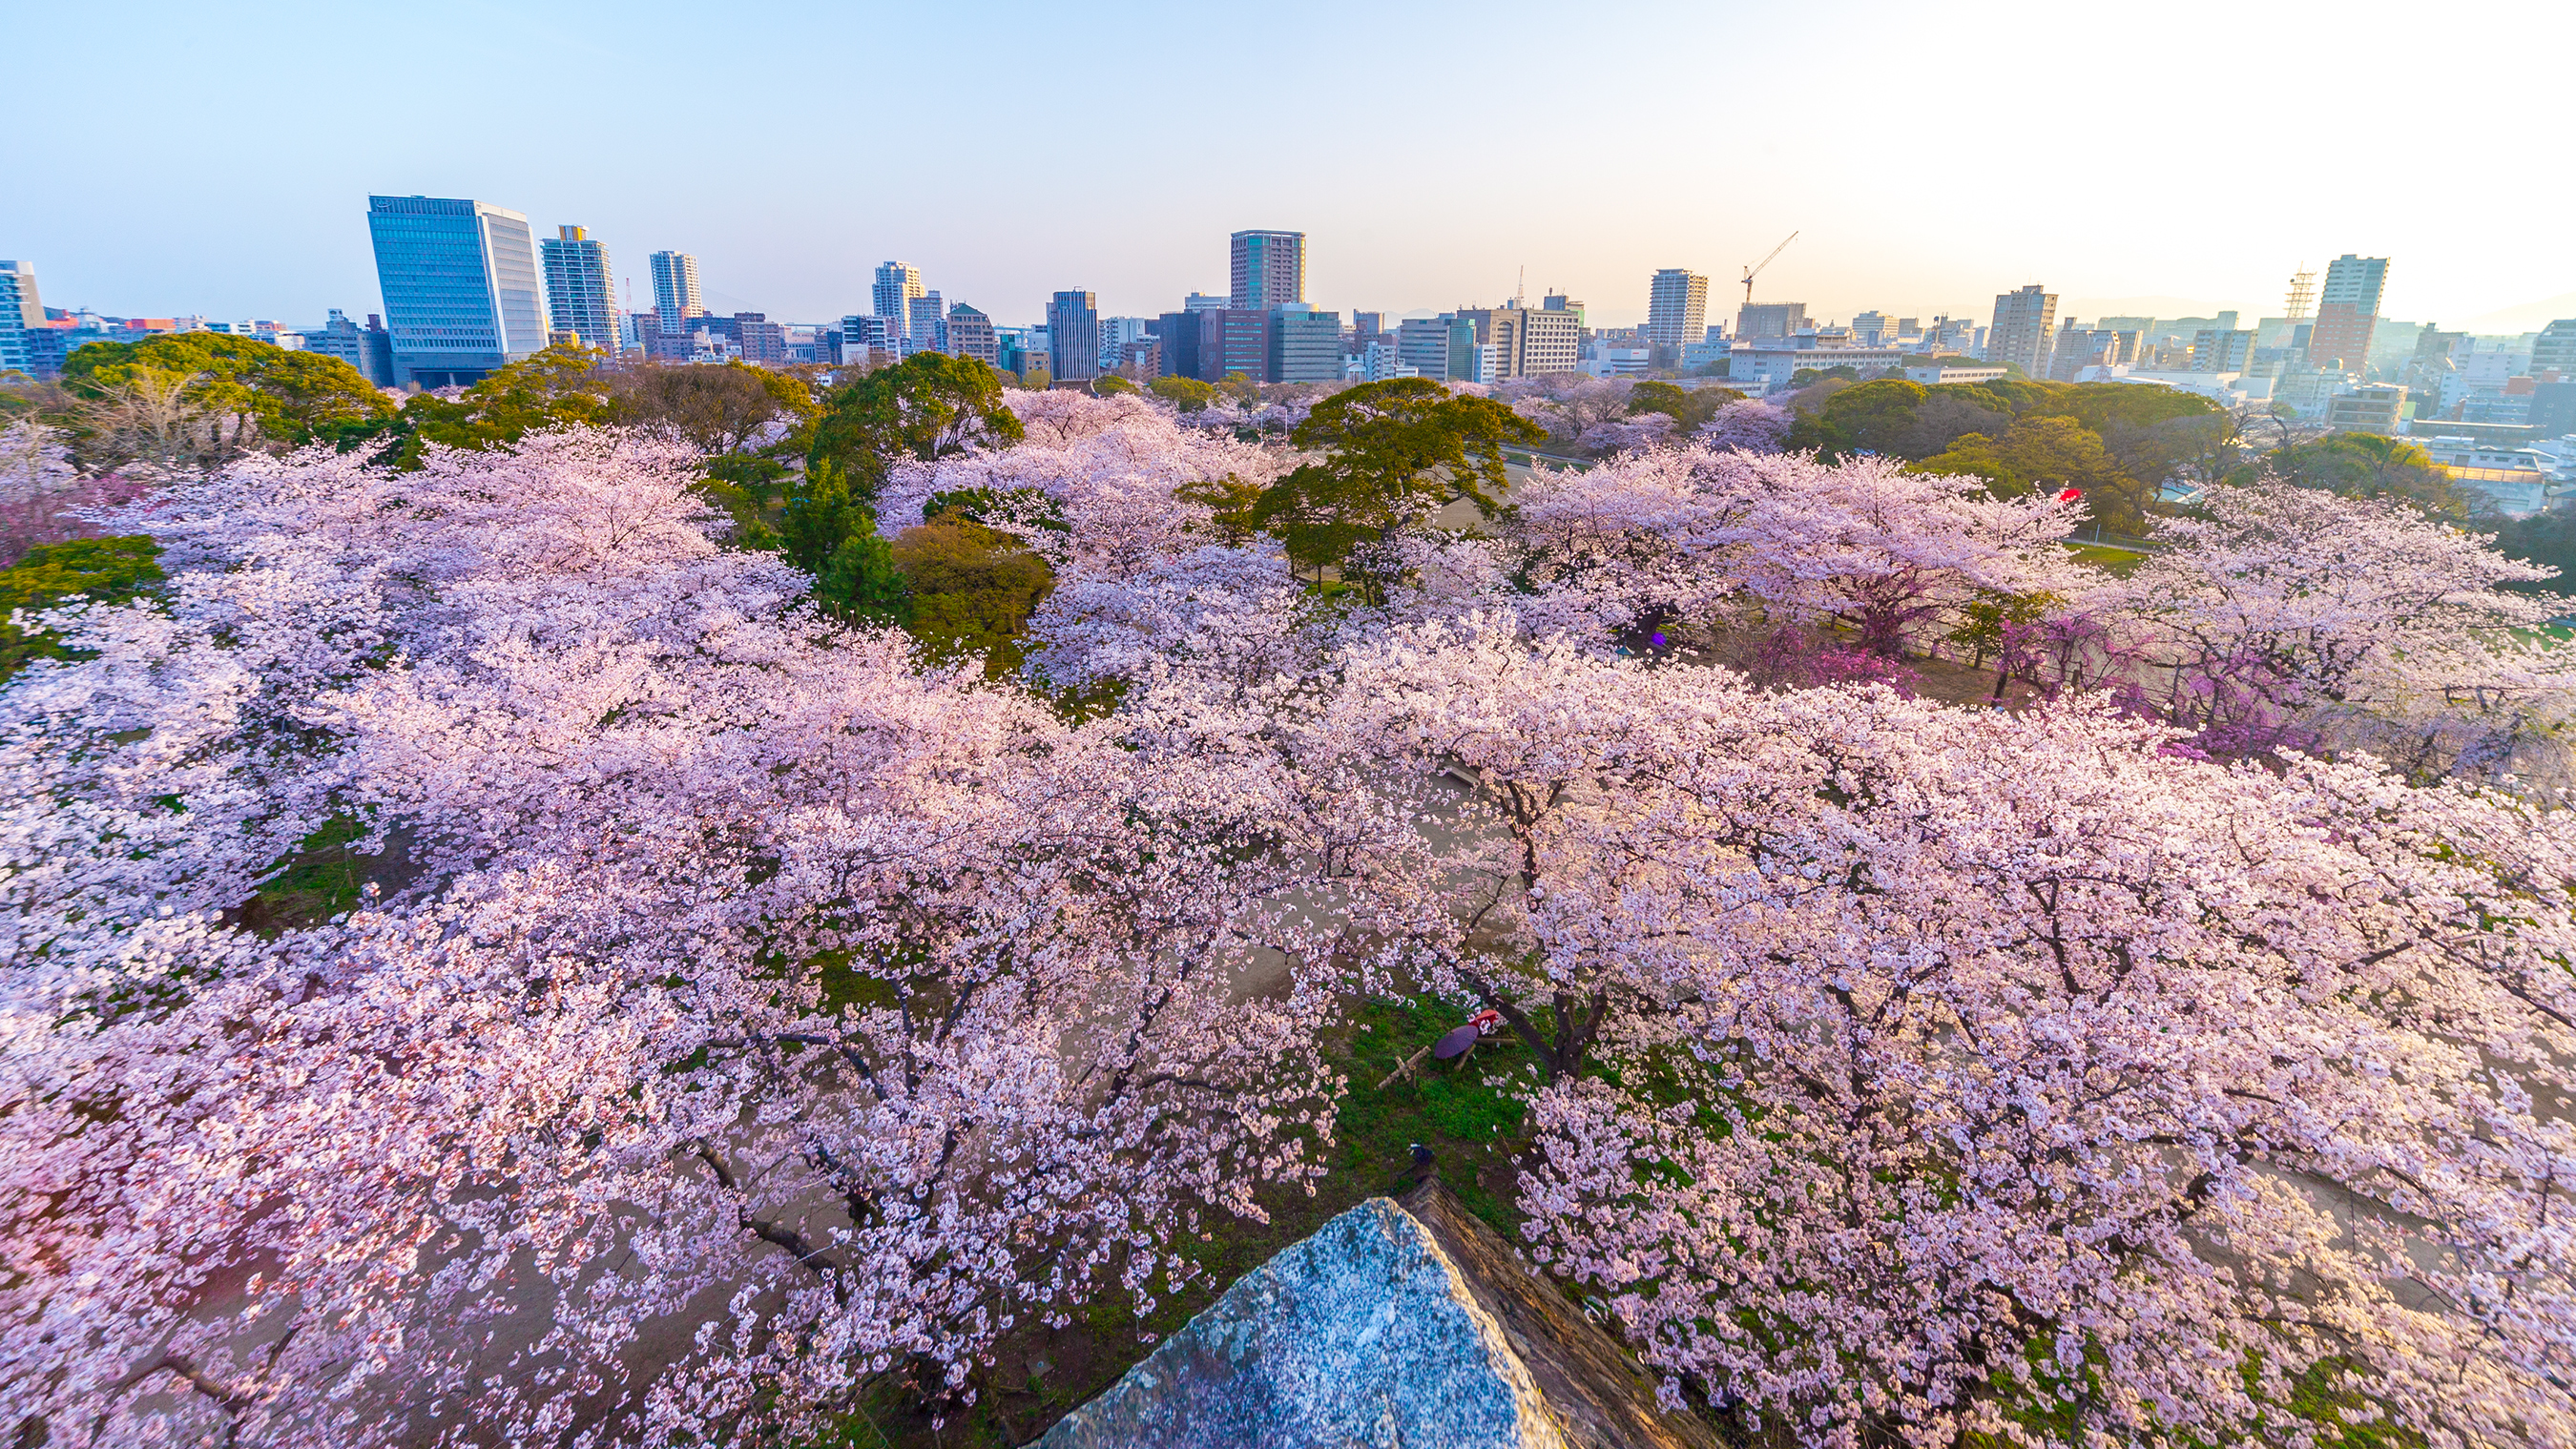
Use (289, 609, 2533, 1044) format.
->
(1740, 231, 1798, 308)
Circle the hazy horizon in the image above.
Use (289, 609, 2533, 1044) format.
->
(14, 0, 2569, 335)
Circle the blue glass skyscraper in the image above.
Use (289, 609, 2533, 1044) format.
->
(366, 196, 549, 387)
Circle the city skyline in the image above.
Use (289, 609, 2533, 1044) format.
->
(10, 0, 2568, 334)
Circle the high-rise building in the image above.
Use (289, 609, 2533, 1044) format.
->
(1351, 311, 1386, 339)
(2189, 329, 2255, 373)
(1984, 283, 2058, 377)
(367, 195, 550, 387)
(945, 303, 998, 365)
(650, 251, 704, 335)
(1519, 305, 1580, 376)
(874, 261, 925, 343)
(2529, 318, 2576, 378)
(1850, 310, 1893, 347)
(839, 315, 893, 365)
(1151, 313, 1200, 380)
(1196, 310, 1272, 383)
(2049, 325, 2121, 381)
(541, 225, 619, 355)
(1396, 315, 1478, 382)
(1542, 292, 1585, 327)
(2308, 255, 2389, 374)
(1735, 301, 1808, 341)
(906, 291, 946, 355)
(1048, 290, 1099, 381)
(1230, 230, 1304, 312)
(0, 260, 40, 378)
(1269, 303, 1342, 383)
(1645, 269, 1710, 350)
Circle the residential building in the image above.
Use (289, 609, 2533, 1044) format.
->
(1735, 301, 1808, 341)
(537, 226, 618, 356)
(300, 308, 396, 385)
(367, 195, 550, 387)
(945, 303, 997, 365)
(1269, 303, 1341, 383)
(2308, 254, 2389, 374)
(0, 260, 40, 377)
(1230, 230, 1304, 311)
(649, 250, 704, 335)
(2323, 383, 2407, 433)
(727, 314, 784, 366)
(1098, 315, 1152, 369)
(2190, 328, 2255, 373)
(839, 315, 893, 365)
(874, 261, 925, 345)
(1645, 268, 1710, 351)
(1984, 284, 2057, 377)
(1048, 290, 1099, 381)
(905, 292, 946, 355)
(2049, 325, 2122, 382)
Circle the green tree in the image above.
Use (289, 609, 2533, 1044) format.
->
(777, 457, 905, 623)
(1249, 377, 1544, 603)
(889, 518, 1053, 674)
(1150, 376, 1216, 412)
(2236, 432, 2478, 518)
(807, 352, 1021, 505)
(0, 536, 162, 681)
(2488, 504, 2576, 598)
(392, 343, 620, 459)
(612, 359, 818, 455)
(1215, 371, 1262, 406)
(1626, 381, 1743, 432)
(1917, 414, 2149, 529)
(1093, 374, 1138, 396)
(60, 332, 392, 451)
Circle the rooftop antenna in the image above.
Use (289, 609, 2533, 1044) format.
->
(1741, 231, 1798, 308)
(2284, 263, 2316, 321)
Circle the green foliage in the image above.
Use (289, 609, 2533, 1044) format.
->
(615, 359, 818, 455)
(61, 331, 393, 446)
(818, 531, 908, 625)
(1917, 414, 2146, 528)
(1215, 371, 1261, 406)
(2488, 504, 2576, 596)
(2235, 432, 2480, 519)
(1149, 376, 1216, 412)
(889, 520, 1053, 675)
(1790, 364, 1863, 386)
(1626, 381, 1743, 432)
(0, 536, 163, 681)
(1092, 375, 1137, 396)
(242, 817, 372, 933)
(390, 343, 618, 460)
(1250, 378, 1544, 603)
(1332, 998, 1535, 1234)
(808, 352, 1022, 506)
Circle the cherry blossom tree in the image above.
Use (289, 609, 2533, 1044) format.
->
(2109, 483, 2568, 770)
(1279, 619, 2576, 1449)
(3, 427, 1360, 1447)
(0, 421, 155, 565)
(1693, 398, 1791, 455)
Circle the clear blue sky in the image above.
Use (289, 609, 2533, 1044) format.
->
(14, 0, 2569, 333)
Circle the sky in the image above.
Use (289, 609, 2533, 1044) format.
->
(13, 0, 2571, 335)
